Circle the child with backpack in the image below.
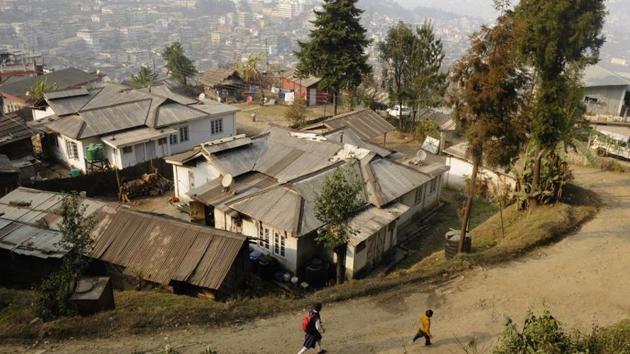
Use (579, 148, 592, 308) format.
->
(412, 309, 434, 346)
(297, 303, 326, 354)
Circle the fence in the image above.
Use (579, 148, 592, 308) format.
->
(25, 159, 173, 198)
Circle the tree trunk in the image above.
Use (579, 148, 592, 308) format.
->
(458, 152, 481, 253)
(333, 90, 338, 116)
(335, 245, 347, 285)
(530, 149, 545, 206)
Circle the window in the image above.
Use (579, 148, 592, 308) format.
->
(188, 170, 195, 188)
(258, 223, 265, 247)
(274, 231, 280, 255)
(169, 134, 178, 145)
(157, 137, 167, 145)
(415, 186, 423, 204)
(429, 178, 437, 194)
(211, 119, 223, 134)
(122, 146, 133, 154)
(65, 140, 79, 160)
(280, 232, 286, 257)
(263, 228, 270, 249)
(179, 126, 189, 142)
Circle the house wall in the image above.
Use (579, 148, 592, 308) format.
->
(173, 162, 221, 202)
(445, 156, 516, 192)
(346, 221, 398, 279)
(167, 113, 236, 154)
(50, 134, 101, 172)
(584, 85, 628, 116)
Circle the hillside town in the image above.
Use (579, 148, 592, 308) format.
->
(0, 0, 629, 353)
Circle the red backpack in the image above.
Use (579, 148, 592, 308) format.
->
(301, 313, 313, 332)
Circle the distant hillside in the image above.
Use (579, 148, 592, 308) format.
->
(395, 0, 498, 20)
(358, 0, 473, 22)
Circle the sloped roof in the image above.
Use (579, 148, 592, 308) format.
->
(0, 68, 99, 101)
(324, 127, 392, 157)
(42, 83, 239, 139)
(0, 109, 34, 147)
(91, 207, 247, 291)
(0, 187, 105, 259)
(347, 203, 409, 247)
(285, 69, 321, 88)
(366, 158, 431, 207)
(199, 69, 244, 88)
(583, 65, 630, 88)
(228, 186, 303, 233)
(313, 109, 396, 141)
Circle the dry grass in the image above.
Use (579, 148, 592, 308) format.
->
(0, 185, 600, 343)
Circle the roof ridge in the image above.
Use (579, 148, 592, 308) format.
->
(79, 96, 152, 113)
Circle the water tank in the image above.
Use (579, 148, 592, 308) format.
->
(70, 167, 81, 177)
(85, 144, 105, 161)
(445, 230, 471, 259)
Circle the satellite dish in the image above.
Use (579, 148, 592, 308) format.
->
(416, 149, 427, 162)
(222, 174, 233, 190)
(198, 93, 206, 100)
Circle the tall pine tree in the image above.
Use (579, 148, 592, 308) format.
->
(295, 0, 371, 115)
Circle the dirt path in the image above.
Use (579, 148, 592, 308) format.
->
(6, 167, 630, 354)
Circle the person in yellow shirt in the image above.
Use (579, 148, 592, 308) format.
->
(412, 309, 433, 346)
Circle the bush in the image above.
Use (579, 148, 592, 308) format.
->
(494, 309, 630, 354)
(285, 97, 307, 128)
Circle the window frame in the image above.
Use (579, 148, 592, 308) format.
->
(169, 134, 178, 145)
(211, 118, 223, 134)
(65, 140, 79, 160)
(179, 126, 189, 142)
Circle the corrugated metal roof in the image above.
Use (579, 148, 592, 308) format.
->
(0, 109, 34, 147)
(347, 203, 409, 246)
(318, 109, 396, 141)
(139, 84, 197, 105)
(0, 154, 17, 173)
(368, 159, 431, 206)
(101, 127, 176, 148)
(44, 88, 89, 100)
(324, 127, 392, 157)
(199, 69, 244, 88)
(254, 127, 341, 183)
(91, 207, 247, 290)
(0, 187, 105, 259)
(155, 102, 208, 127)
(188, 172, 276, 206)
(0, 68, 98, 100)
(43, 83, 237, 139)
(228, 186, 302, 233)
(583, 65, 630, 88)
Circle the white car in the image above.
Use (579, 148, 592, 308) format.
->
(387, 105, 411, 118)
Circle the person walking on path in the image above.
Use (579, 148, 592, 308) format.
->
(297, 303, 326, 354)
(412, 309, 433, 346)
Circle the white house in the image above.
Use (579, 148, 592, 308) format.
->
(582, 65, 630, 118)
(165, 126, 449, 279)
(36, 83, 238, 172)
(443, 142, 516, 193)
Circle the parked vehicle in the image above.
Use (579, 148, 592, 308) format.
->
(387, 105, 411, 118)
(590, 127, 630, 160)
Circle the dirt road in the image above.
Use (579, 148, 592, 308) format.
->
(6, 167, 630, 354)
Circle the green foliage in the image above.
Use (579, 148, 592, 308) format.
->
(494, 310, 630, 354)
(237, 53, 262, 83)
(130, 66, 159, 87)
(314, 164, 365, 249)
(28, 79, 57, 107)
(379, 20, 446, 130)
(285, 97, 307, 128)
(414, 119, 439, 144)
(35, 193, 96, 321)
(516, 152, 573, 208)
(379, 21, 415, 123)
(410, 21, 447, 116)
(295, 0, 372, 113)
(162, 42, 197, 86)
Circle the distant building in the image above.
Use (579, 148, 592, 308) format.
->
(582, 65, 630, 118)
(0, 68, 101, 114)
(281, 70, 328, 106)
(198, 69, 246, 102)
